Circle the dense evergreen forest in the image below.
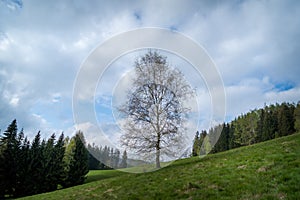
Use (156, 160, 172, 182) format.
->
(192, 101, 300, 156)
(0, 120, 89, 198)
(0, 120, 127, 198)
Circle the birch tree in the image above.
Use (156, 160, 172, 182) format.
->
(120, 51, 193, 168)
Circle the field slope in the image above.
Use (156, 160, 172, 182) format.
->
(20, 133, 300, 200)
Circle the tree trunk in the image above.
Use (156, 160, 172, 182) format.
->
(156, 134, 161, 168)
(156, 147, 160, 168)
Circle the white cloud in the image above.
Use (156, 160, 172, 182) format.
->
(265, 87, 300, 104)
(32, 113, 47, 126)
(74, 121, 118, 148)
(0, 32, 12, 51)
(9, 96, 19, 107)
(73, 32, 97, 50)
(0, 0, 300, 147)
(226, 77, 300, 119)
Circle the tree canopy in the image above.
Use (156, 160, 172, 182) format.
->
(120, 51, 193, 168)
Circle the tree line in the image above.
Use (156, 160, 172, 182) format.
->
(87, 144, 127, 170)
(0, 120, 89, 198)
(192, 101, 300, 156)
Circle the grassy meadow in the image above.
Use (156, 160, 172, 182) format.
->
(19, 133, 300, 200)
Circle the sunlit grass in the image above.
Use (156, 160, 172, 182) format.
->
(119, 162, 171, 173)
(85, 170, 125, 184)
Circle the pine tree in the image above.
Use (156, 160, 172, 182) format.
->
(0, 119, 19, 197)
(0, 136, 4, 198)
(29, 131, 44, 194)
(100, 146, 110, 169)
(53, 133, 66, 187)
(16, 135, 31, 196)
(120, 150, 128, 168)
(247, 111, 259, 145)
(232, 117, 243, 147)
(114, 149, 120, 169)
(42, 133, 56, 192)
(295, 102, 300, 132)
(256, 108, 264, 143)
(87, 144, 100, 170)
(211, 124, 230, 153)
(259, 105, 277, 141)
(192, 131, 200, 156)
(277, 103, 295, 137)
(40, 133, 65, 192)
(63, 131, 89, 187)
(109, 148, 114, 168)
(62, 134, 76, 186)
(88, 152, 100, 170)
(262, 107, 273, 141)
(199, 130, 208, 155)
(14, 129, 31, 197)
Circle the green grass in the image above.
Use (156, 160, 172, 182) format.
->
(85, 170, 126, 184)
(119, 161, 172, 173)
(19, 133, 300, 200)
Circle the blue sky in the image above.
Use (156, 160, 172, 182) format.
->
(1, 0, 300, 148)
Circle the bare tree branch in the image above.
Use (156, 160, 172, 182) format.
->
(119, 50, 194, 168)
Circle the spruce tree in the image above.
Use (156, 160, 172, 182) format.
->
(109, 148, 114, 168)
(262, 108, 274, 141)
(294, 102, 300, 132)
(41, 133, 66, 192)
(277, 103, 295, 137)
(41, 134, 56, 192)
(114, 149, 120, 169)
(199, 130, 208, 155)
(0, 140, 4, 198)
(101, 146, 110, 169)
(88, 152, 100, 170)
(87, 144, 101, 170)
(228, 123, 236, 149)
(120, 150, 128, 168)
(62, 135, 76, 186)
(192, 131, 200, 156)
(0, 119, 19, 197)
(14, 129, 31, 197)
(63, 131, 89, 187)
(211, 124, 230, 153)
(16, 135, 31, 196)
(29, 131, 44, 194)
(54, 133, 66, 187)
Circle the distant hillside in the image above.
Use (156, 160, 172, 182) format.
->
(20, 132, 300, 200)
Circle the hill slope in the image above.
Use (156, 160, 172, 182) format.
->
(20, 133, 300, 200)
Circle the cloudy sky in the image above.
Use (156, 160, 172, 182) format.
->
(1, 0, 300, 149)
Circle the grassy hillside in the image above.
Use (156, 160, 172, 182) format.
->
(20, 133, 300, 200)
